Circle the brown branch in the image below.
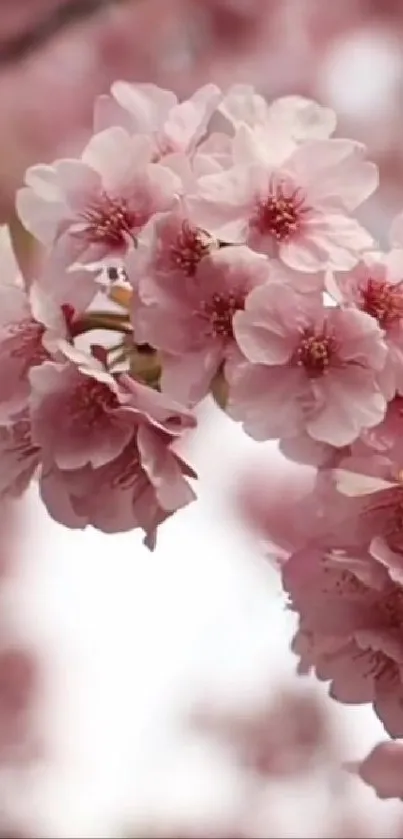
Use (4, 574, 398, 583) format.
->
(0, 0, 133, 66)
(70, 310, 133, 337)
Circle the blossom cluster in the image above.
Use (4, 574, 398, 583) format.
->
(5, 80, 399, 551)
(4, 77, 403, 810)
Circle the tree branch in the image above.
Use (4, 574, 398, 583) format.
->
(0, 0, 132, 66)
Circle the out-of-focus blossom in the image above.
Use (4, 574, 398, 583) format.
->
(194, 687, 338, 778)
(352, 741, 403, 800)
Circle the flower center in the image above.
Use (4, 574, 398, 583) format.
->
(199, 291, 245, 338)
(296, 329, 338, 377)
(359, 278, 403, 329)
(76, 192, 143, 249)
(251, 179, 309, 242)
(71, 377, 119, 427)
(169, 222, 212, 277)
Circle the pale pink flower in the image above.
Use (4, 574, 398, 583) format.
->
(187, 138, 377, 271)
(284, 543, 403, 736)
(218, 86, 337, 163)
(94, 82, 221, 159)
(130, 201, 324, 293)
(16, 128, 182, 275)
(327, 250, 403, 399)
(133, 242, 271, 404)
(0, 229, 66, 420)
(228, 283, 387, 446)
(332, 455, 403, 556)
(28, 346, 139, 471)
(126, 202, 217, 290)
(38, 374, 197, 547)
(352, 741, 403, 800)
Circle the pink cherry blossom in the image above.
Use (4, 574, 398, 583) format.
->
(188, 138, 377, 271)
(132, 241, 271, 404)
(338, 472, 403, 558)
(331, 449, 403, 557)
(94, 82, 221, 159)
(217, 86, 337, 164)
(352, 741, 403, 800)
(327, 250, 403, 399)
(129, 201, 324, 294)
(0, 229, 66, 421)
(38, 374, 197, 547)
(127, 202, 217, 290)
(16, 127, 183, 275)
(284, 543, 403, 736)
(228, 283, 387, 446)
(28, 347, 138, 471)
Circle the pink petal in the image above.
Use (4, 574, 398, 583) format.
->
(227, 362, 306, 440)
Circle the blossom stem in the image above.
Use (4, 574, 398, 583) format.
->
(70, 311, 133, 337)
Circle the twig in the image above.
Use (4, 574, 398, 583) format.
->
(0, 0, 133, 65)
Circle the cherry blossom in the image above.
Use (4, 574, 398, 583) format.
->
(132, 239, 271, 404)
(37, 371, 197, 547)
(94, 81, 221, 159)
(327, 249, 403, 398)
(188, 138, 377, 271)
(283, 542, 403, 736)
(28, 347, 137, 471)
(228, 283, 387, 446)
(16, 127, 183, 274)
(217, 86, 337, 164)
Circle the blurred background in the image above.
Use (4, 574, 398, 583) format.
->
(3, 1, 403, 836)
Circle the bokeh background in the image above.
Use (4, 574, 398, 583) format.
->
(3, 1, 403, 836)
